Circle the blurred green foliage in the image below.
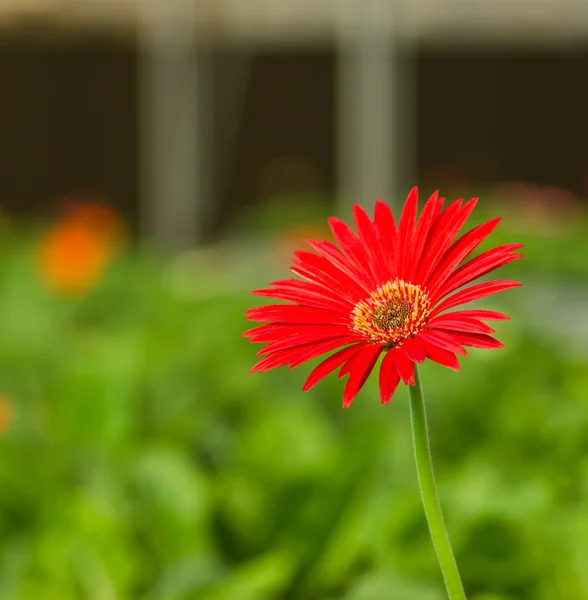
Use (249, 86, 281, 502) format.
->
(0, 206, 587, 600)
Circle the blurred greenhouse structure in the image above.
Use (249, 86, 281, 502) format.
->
(1, 0, 588, 246)
(0, 2, 588, 600)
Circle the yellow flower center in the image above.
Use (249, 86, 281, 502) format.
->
(351, 279, 431, 346)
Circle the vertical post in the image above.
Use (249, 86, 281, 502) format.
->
(336, 0, 411, 216)
(138, 0, 213, 250)
(214, 51, 253, 207)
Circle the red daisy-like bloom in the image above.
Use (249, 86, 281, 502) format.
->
(244, 188, 523, 407)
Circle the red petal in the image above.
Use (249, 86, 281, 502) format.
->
(327, 215, 375, 281)
(306, 240, 374, 290)
(340, 344, 384, 408)
(407, 191, 444, 280)
(430, 280, 522, 318)
(379, 351, 401, 404)
(245, 305, 349, 326)
(246, 323, 313, 343)
(427, 217, 502, 296)
(293, 250, 368, 300)
(245, 323, 347, 344)
(397, 186, 419, 280)
(393, 346, 415, 385)
(267, 278, 354, 309)
(427, 315, 495, 335)
(291, 265, 361, 305)
(251, 337, 361, 374)
(353, 204, 386, 283)
(414, 199, 462, 278)
(417, 330, 468, 356)
(421, 340, 461, 371)
(256, 326, 354, 355)
(250, 351, 296, 373)
(302, 343, 364, 391)
(402, 337, 427, 363)
(374, 199, 398, 280)
(288, 266, 360, 306)
(243, 323, 275, 340)
(442, 309, 510, 321)
(415, 197, 478, 285)
(252, 287, 350, 314)
(449, 332, 505, 349)
(435, 244, 524, 300)
(288, 337, 361, 368)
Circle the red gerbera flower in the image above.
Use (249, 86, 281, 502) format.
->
(244, 188, 523, 407)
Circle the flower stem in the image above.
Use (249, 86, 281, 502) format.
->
(408, 365, 467, 600)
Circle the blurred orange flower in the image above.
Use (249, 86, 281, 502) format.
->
(36, 202, 126, 297)
(63, 201, 126, 245)
(0, 394, 14, 434)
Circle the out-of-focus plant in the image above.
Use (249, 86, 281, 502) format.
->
(34, 201, 126, 297)
(0, 195, 585, 599)
(273, 223, 333, 266)
(0, 394, 14, 434)
(244, 188, 523, 599)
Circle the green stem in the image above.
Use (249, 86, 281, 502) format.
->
(408, 365, 467, 600)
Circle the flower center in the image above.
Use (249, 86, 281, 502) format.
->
(371, 300, 413, 330)
(351, 279, 431, 346)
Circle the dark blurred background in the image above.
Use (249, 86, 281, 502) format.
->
(3, 3, 588, 239)
(0, 2, 587, 600)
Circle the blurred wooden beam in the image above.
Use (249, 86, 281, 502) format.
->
(138, 0, 213, 249)
(214, 51, 254, 212)
(336, 0, 413, 216)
